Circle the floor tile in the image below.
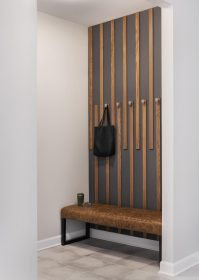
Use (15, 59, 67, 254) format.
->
(39, 247, 79, 265)
(39, 265, 78, 280)
(121, 269, 160, 280)
(93, 263, 133, 279)
(63, 243, 99, 256)
(90, 250, 125, 263)
(38, 238, 199, 280)
(71, 255, 108, 269)
(67, 271, 109, 280)
(114, 257, 150, 270)
(38, 258, 63, 271)
(135, 248, 159, 261)
(140, 261, 160, 273)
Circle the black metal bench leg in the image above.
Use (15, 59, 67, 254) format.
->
(61, 218, 67, 245)
(86, 222, 90, 238)
(61, 218, 90, 246)
(159, 236, 162, 262)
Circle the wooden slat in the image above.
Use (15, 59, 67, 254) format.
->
(135, 13, 140, 150)
(117, 103, 122, 207)
(155, 98, 161, 210)
(123, 17, 128, 150)
(149, 8, 154, 149)
(99, 23, 110, 206)
(106, 158, 110, 204)
(94, 105, 99, 203)
(129, 101, 134, 207)
(111, 20, 115, 125)
(100, 23, 104, 119)
(142, 100, 147, 209)
(88, 27, 93, 149)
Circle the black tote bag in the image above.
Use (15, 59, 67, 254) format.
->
(94, 106, 115, 157)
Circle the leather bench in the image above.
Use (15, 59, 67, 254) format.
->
(61, 203, 162, 260)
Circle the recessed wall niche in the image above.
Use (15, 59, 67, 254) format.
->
(88, 7, 161, 237)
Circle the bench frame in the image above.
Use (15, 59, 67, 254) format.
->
(61, 218, 162, 262)
(61, 218, 90, 245)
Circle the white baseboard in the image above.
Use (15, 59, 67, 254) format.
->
(37, 229, 85, 251)
(90, 229, 159, 251)
(38, 228, 159, 252)
(160, 251, 199, 277)
(38, 235, 61, 251)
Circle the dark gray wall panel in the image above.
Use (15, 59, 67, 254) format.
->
(115, 18, 123, 104)
(89, 8, 161, 218)
(103, 21, 111, 106)
(98, 158, 106, 203)
(127, 14, 136, 101)
(89, 151, 95, 203)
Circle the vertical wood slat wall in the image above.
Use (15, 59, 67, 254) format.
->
(89, 8, 161, 224)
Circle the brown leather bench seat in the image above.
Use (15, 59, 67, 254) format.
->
(61, 203, 162, 236)
(61, 203, 162, 261)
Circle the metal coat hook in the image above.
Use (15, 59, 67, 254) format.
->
(155, 98, 161, 103)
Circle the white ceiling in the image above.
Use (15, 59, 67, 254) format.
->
(37, 0, 169, 26)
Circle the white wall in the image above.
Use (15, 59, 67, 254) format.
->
(161, 3, 174, 266)
(173, 0, 199, 263)
(0, 1, 37, 280)
(160, 0, 199, 276)
(37, 13, 88, 241)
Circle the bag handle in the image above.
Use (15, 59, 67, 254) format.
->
(99, 105, 111, 127)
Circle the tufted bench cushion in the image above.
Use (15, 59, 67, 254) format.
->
(61, 203, 162, 236)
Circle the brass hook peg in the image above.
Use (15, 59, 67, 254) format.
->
(155, 97, 161, 104)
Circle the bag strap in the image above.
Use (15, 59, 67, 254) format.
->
(99, 106, 111, 127)
(106, 106, 111, 125)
